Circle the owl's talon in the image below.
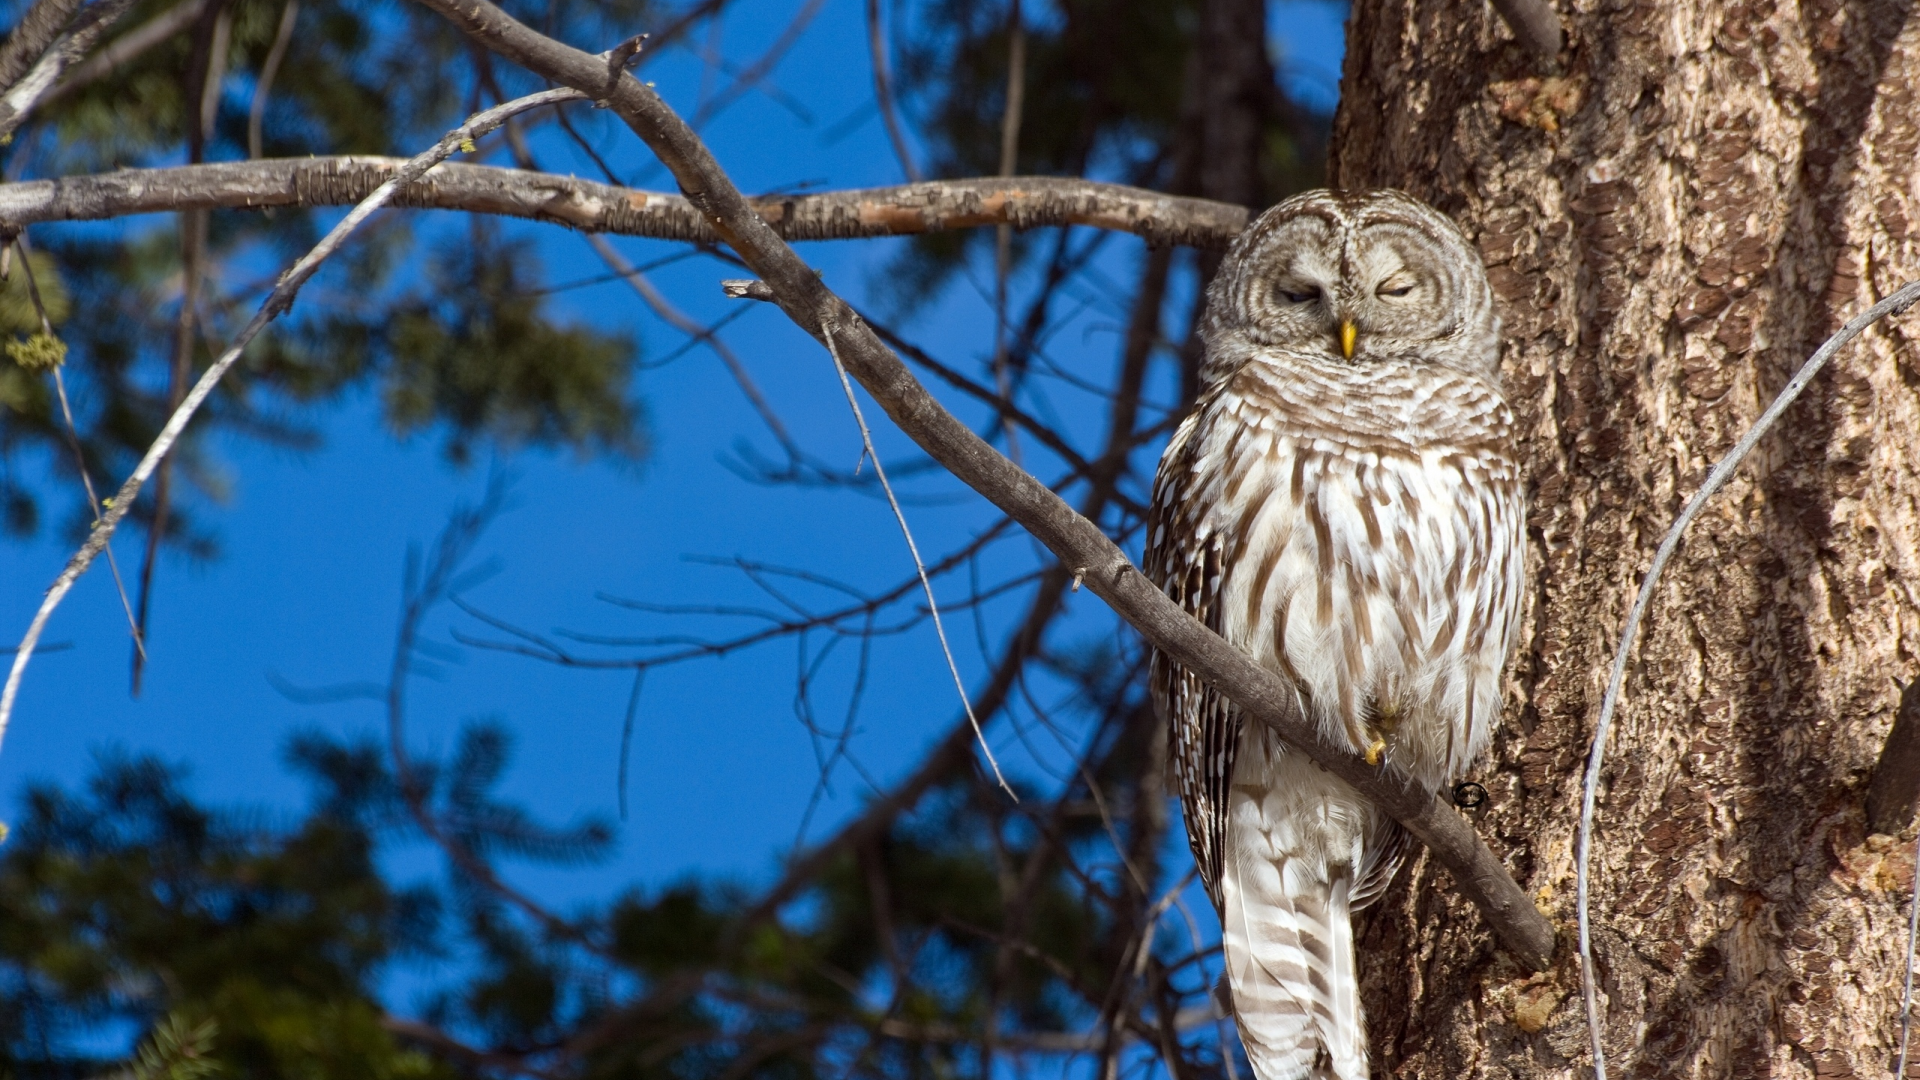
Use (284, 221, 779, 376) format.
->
(1364, 739, 1386, 766)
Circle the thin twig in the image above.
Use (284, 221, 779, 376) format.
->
(617, 668, 644, 820)
(551, 98, 626, 186)
(688, 0, 823, 128)
(1574, 279, 1920, 1079)
(692, 2, 721, 116)
(196, 3, 226, 136)
(821, 320, 1013, 799)
(13, 234, 143, 658)
(453, 523, 1020, 673)
(247, 0, 298, 159)
(586, 232, 799, 458)
(0, 86, 584, 757)
(381, 478, 606, 949)
(863, 0, 918, 182)
(991, 0, 1026, 466)
(482, 77, 797, 464)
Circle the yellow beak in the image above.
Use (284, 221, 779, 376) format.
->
(1339, 320, 1357, 359)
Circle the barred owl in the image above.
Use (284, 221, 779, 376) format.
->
(1146, 189, 1524, 1080)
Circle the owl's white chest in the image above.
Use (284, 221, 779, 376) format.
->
(1164, 362, 1525, 790)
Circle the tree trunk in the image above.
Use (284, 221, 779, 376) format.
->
(1333, 1, 1920, 1076)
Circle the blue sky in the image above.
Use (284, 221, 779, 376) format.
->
(0, 0, 1348, 915)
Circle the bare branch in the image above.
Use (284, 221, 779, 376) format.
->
(689, 0, 824, 128)
(0, 87, 586, 756)
(864, 317, 1107, 502)
(476, 72, 798, 460)
(863, 0, 918, 182)
(247, 0, 298, 159)
(990, 1, 1027, 469)
(0, 159, 1249, 248)
(587, 232, 801, 458)
(14, 234, 143, 660)
(412, 0, 1555, 971)
(381, 479, 608, 949)
(1574, 280, 1920, 1079)
(566, 565, 1078, 1060)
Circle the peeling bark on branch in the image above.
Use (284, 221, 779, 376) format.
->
(0, 158, 1249, 248)
(407, 0, 1556, 971)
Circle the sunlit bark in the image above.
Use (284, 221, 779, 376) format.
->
(1337, 3, 1920, 1076)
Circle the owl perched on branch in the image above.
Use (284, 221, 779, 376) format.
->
(1146, 189, 1525, 1080)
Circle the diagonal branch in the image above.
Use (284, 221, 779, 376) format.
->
(0, 159, 1250, 249)
(411, 0, 1555, 971)
(863, 0, 918, 182)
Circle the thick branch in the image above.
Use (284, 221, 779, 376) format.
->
(414, 0, 1556, 971)
(0, 158, 1248, 249)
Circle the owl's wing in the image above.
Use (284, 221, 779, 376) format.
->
(1146, 432, 1240, 911)
(1349, 818, 1410, 911)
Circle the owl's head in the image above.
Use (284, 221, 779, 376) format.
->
(1200, 188, 1500, 384)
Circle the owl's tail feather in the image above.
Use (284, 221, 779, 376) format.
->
(1221, 860, 1366, 1080)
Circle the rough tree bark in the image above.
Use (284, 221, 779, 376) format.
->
(1337, 1, 1920, 1076)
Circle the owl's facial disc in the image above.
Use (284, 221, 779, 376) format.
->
(1203, 189, 1502, 385)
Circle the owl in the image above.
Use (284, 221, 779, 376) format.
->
(1146, 189, 1524, 1080)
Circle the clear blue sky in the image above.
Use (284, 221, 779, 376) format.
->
(0, 0, 1347, 913)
